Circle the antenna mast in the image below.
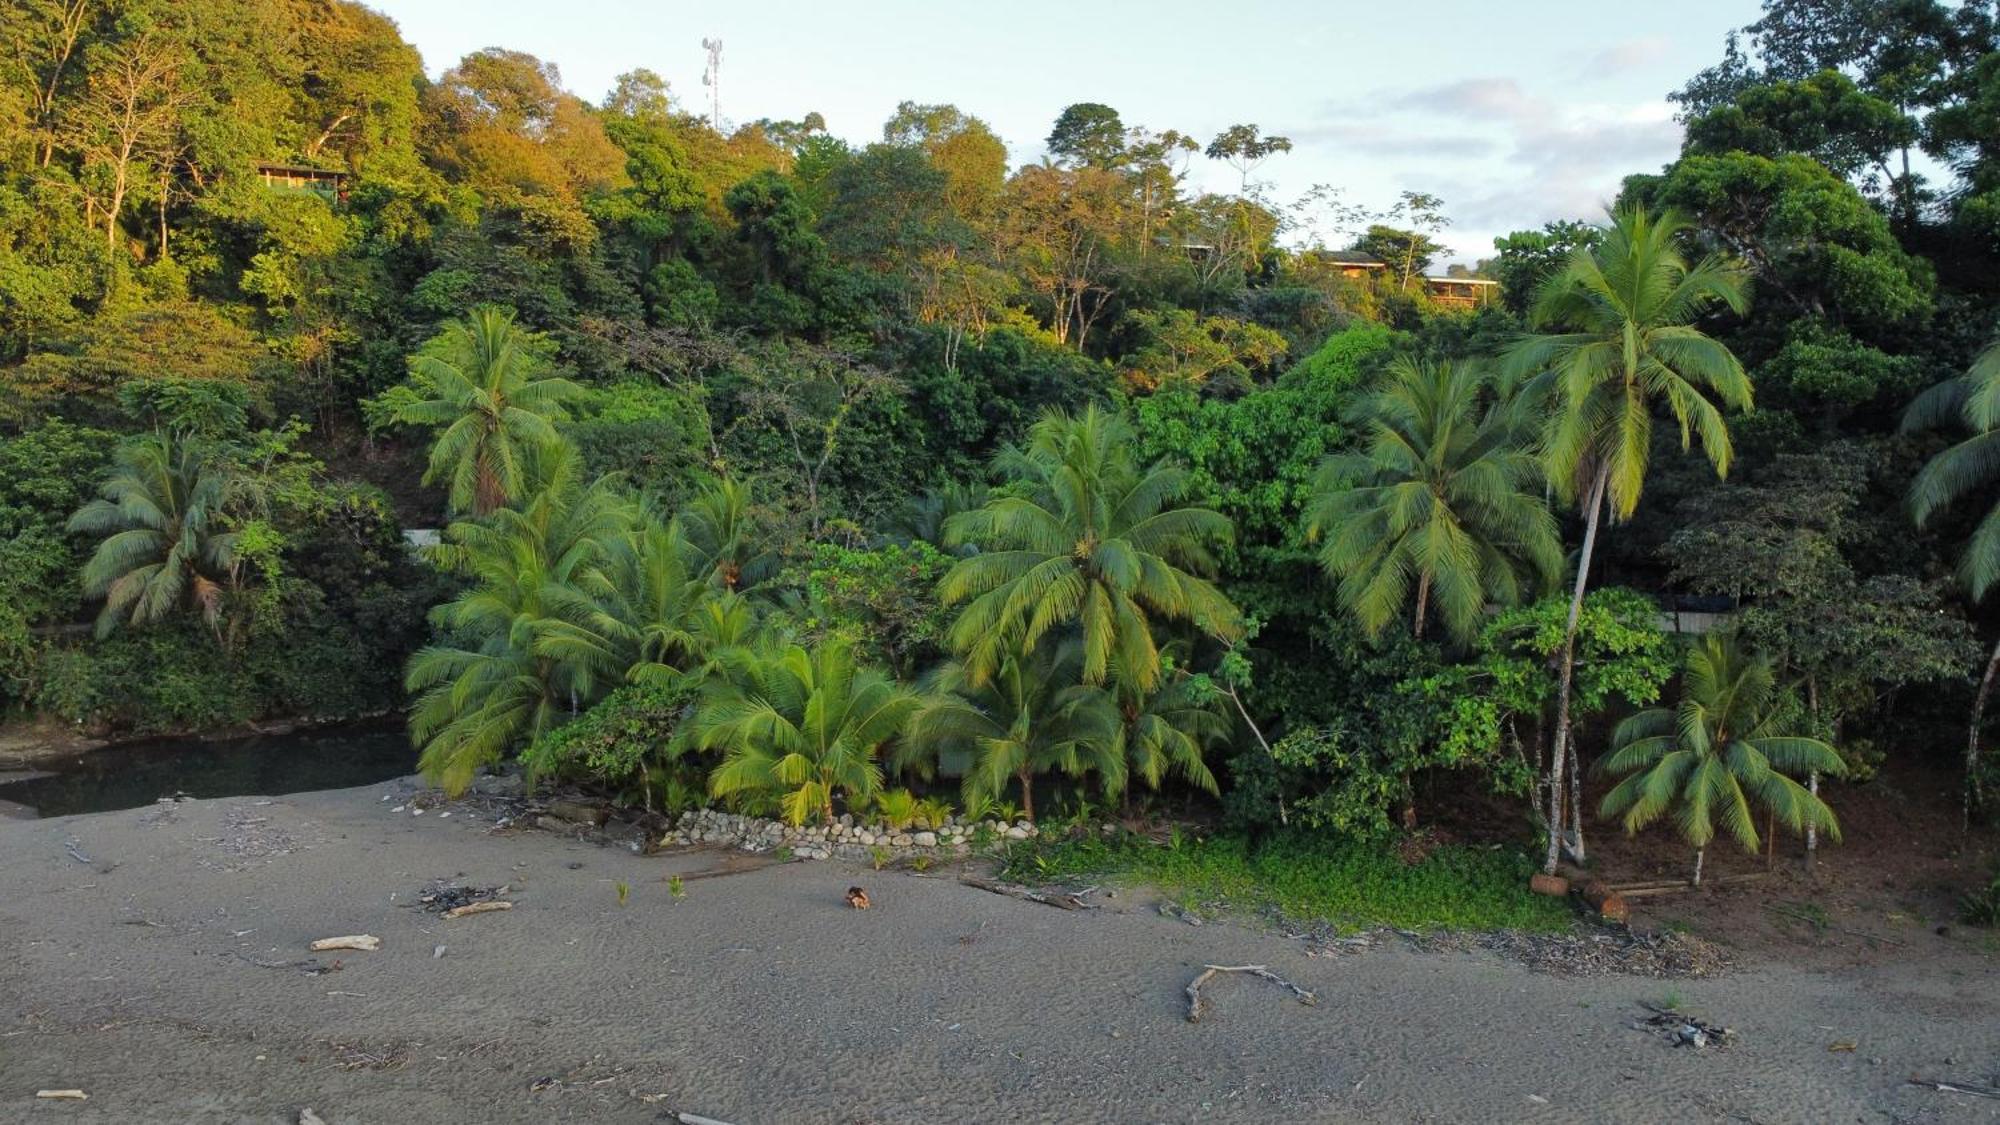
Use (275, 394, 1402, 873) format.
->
(700, 38, 723, 130)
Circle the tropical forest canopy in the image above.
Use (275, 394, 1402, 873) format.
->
(5, 0, 2000, 874)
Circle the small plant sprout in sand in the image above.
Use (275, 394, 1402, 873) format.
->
(615, 880, 630, 907)
(668, 874, 686, 900)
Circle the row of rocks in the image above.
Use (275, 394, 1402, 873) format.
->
(662, 807, 1039, 860)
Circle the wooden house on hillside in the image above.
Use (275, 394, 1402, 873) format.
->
(1422, 276, 1498, 310)
(254, 163, 348, 203)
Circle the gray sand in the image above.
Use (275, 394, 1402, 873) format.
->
(2, 783, 1996, 1124)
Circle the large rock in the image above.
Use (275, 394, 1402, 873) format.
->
(913, 831, 937, 848)
(547, 799, 608, 827)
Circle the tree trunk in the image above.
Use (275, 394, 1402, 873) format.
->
(1564, 728, 1585, 863)
(1017, 770, 1034, 823)
(1412, 570, 1431, 640)
(1966, 634, 2000, 832)
(1692, 847, 1705, 887)
(1805, 675, 1820, 869)
(1545, 463, 1609, 875)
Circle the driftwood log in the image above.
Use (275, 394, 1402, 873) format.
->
(1184, 964, 1318, 1022)
(1907, 1078, 2000, 1100)
(959, 876, 1093, 911)
(309, 935, 380, 952)
(444, 900, 513, 920)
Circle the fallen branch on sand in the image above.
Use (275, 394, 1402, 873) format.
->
(678, 1113, 738, 1125)
(36, 1090, 87, 1101)
(1908, 1078, 2000, 1100)
(959, 876, 1093, 911)
(309, 935, 380, 952)
(444, 900, 513, 919)
(1184, 964, 1318, 1022)
(62, 839, 91, 864)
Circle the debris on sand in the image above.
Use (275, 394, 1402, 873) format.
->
(416, 880, 507, 914)
(1416, 928, 1730, 978)
(1635, 1002, 1733, 1048)
(36, 1089, 87, 1100)
(309, 935, 380, 953)
(845, 886, 871, 909)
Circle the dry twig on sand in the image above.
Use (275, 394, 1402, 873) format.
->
(1908, 1078, 2000, 1100)
(1184, 964, 1318, 1022)
(959, 876, 1093, 911)
(309, 935, 380, 952)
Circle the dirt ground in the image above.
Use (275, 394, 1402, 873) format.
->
(2, 778, 1997, 1124)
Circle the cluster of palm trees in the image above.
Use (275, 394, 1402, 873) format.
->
(386, 305, 1245, 821)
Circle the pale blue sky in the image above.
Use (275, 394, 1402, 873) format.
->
(366, 0, 1758, 261)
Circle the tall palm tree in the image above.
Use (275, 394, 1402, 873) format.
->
(693, 639, 921, 825)
(1505, 206, 1753, 873)
(677, 475, 776, 592)
(1598, 634, 1843, 885)
(383, 307, 583, 516)
(1306, 356, 1562, 645)
(902, 640, 1122, 821)
(68, 432, 240, 638)
(1904, 338, 2000, 825)
(941, 405, 1241, 693)
(405, 448, 633, 794)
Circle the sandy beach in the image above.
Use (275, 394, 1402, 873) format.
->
(3, 780, 1997, 1124)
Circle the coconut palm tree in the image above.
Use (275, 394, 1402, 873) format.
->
(1306, 355, 1562, 645)
(68, 432, 240, 639)
(677, 475, 776, 592)
(1106, 644, 1228, 801)
(381, 307, 583, 516)
(1904, 338, 2000, 825)
(405, 448, 633, 794)
(1598, 634, 1843, 885)
(902, 640, 1121, 821)
(1505, 206, 1754, 873)
(941, 405, 1241, 693)
(693, 639, 921, 825)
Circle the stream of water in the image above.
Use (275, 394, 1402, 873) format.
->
(0, 723, 414, 818)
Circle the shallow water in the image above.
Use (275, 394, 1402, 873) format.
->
(0, 723, 413, 817)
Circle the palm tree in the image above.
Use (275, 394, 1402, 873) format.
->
(382, 307, 583, 516)
(405, 449, 633, 794)
(677, 476, 776, 592)
(1598, 634, 1843, 885)
(941, 405, 1241, 693)
(1306, 356, 1561, 645)
(1904, 338, 2000, 825)
(1505, 206, 1753, 873)
(693, 639, 921, 825)
(68, 433, 240, 638)
(889, 480, 989, 556)
(1107, 645, 1228, 802)
(902, 640, 1121, 821)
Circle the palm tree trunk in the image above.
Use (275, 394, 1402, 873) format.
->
(1545, 463, 1609, 875)
(1805, 675, 1820, 870)
(1413, 571, 1431, 640)
(1565, 729, 1585, 863)
(1017, 769, 1035, 823)
(1692, 847, 1705, 887)
(1967, 635, 2000, 832)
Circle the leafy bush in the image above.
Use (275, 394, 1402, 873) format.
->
(521, 680, 700, 806)
(874, 788, 919, 831)
(1963, 867, 2000, 927)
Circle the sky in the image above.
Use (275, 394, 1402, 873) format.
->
(365, 0, 1761, 263)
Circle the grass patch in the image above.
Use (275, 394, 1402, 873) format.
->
(1005, 829, 1571, 934)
